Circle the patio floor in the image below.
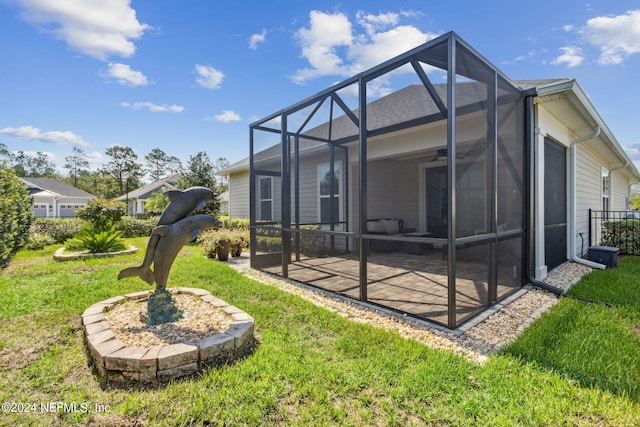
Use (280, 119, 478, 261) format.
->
(263, 251, 520, 326)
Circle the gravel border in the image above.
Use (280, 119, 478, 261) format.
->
(226, 256, 592, 362)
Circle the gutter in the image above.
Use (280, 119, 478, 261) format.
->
(523, 95, 604, 298)
(569, 127, 606, 270)
(525, 93, 565, 295)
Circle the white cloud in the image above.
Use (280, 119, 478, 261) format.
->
(85, 150, 104, 162)
(0, 125, 89, 147)
(249, 29, 267, 50)
(624, 142, 640, 160)
(580, 9, 640, 64)
(356, 11, 399, 36)
(121, 102, 184, 112)
(16, 0, 150, 60)
(502, 50, 538, 65)
(105, 62, 148, 86)
(195, 64, 225, 89)
(292, 10, 438, 84)
(293, 10, 354, 83)
(348, 25, 436, 73)
(551, 46, 585, 68)
(212, 110, 241, 122)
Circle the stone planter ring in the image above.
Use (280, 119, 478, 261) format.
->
(82, 287, 255, 387)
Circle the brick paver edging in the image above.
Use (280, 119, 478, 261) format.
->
(82, 288, 255, 387)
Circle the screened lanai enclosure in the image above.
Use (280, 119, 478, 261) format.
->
(249, 32, 526, 329)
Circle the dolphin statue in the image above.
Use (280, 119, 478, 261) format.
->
(149, 214, 220, 289)
(118, 186, 217, 285)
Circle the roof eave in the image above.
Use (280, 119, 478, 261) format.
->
(535, 79, 640, 180)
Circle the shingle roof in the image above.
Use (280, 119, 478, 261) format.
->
(219, 79, 573, 175)
(115, 173, 182, 200)
(21, 178, 96, 198)
(512, 78, 570, 91)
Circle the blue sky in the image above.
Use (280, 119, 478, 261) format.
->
(1, 0, 640, 177)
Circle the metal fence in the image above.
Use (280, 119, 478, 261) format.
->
(589, 209, 640, 255)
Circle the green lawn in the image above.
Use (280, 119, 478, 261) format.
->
(0, 239, 639, 426)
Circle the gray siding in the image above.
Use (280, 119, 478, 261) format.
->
(229, 170, 249, 218)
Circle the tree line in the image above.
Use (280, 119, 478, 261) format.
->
(0, 143, 229, 200)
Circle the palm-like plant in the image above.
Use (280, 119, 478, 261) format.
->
(65, 224, 125, 253)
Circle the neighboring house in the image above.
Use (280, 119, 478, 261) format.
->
(216, 162, 249, 218)
(219, 32, 640, 329)
(21, 177, 96, 218)
(218, 191, 230, 216)
(115, 174, 181, 217)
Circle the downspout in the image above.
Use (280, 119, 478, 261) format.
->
(609, 161, 629, 209)
(569, 126, 606, 269)
(525, 92, 565, 295)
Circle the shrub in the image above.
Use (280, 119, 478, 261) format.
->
(117, 216, 156, 238)
(601, 219, 640, 255)
(255, 236, 281, 253)
(24, 232, 55, 250)
(65, 224, 125, 253)
(298, 225, 326, 256)
(30, 218, 85, 243)
(0, 164, 33, 267)
(218, 216, 250, 230)
(75, 199, 126, 231)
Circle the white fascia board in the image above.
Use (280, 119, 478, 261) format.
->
(537, 79, 640, 179)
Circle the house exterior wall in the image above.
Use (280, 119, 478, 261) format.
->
(611, 169, 630, 210)
(575, 143, 604, 255)
(31, 196, 54, 217)
(538, 105, 633, 262)
(228, 170, 250, 218)
(31, 196, 90, 218)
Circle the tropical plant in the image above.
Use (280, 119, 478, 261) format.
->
(144, 188, 170, 214)
(65, 224, 125, 253)
(632, 192, 640, 210)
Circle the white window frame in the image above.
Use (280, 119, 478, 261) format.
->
(602, 167, 610, 212)
(258, 176, 273, 221)
(317, 161, 343, 224)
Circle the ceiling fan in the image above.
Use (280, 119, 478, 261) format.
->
(429, 148, 466, 162)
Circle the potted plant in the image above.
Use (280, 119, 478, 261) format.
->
(230, 229, 249, 257)
(199, 229, 233, 261)
(216, 236, 232, 261)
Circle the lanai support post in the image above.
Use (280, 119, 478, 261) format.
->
(446, 36, 457, 329)
(358, 77, 368, 302)
(281, 114, 290, 278)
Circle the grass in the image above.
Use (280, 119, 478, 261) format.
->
(503, 256, 640, 401)
(0, 240, 639, 426)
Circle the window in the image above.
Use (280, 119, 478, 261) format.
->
(258, 177, 273, 221)
(602, 167, 610, 212)
(318, 162, 342, 224)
